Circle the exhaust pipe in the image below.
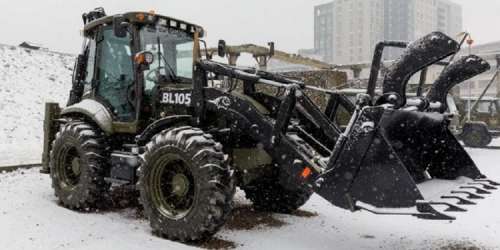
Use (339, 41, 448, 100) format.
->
(379, 32, 460, 108)
(427, 55, 490, 113)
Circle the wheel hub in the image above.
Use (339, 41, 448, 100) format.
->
(71, 157, 81, 176)
(171, 173, 190, 197)
(152, 158, 195, 220)
(59, 146, 82, 187)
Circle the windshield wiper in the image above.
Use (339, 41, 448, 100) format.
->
(157, 36, 180, 83)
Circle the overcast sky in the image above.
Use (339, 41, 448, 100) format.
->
(0, 0, 498, 54)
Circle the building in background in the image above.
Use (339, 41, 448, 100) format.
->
(314, 0, 384, 64)
(436, 0, 463, 38)
(314, 0, 462, 65)
(314, 2, 335, 63)
(385, 0, 439, 59)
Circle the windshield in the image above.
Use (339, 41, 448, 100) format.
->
(140, 25, 194, 92)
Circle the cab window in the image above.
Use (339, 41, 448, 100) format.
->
(140, 25, 194, 94)
(96, 26, 135, 121)
(83, 39, 96, 95)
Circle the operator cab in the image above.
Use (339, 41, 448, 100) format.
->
(75, 9, 203, 131)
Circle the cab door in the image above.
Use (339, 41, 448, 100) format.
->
(95, 26, 136, 123)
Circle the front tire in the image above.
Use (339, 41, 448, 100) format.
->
(49, 121, 110, 210)
(138, 127, 234, 242)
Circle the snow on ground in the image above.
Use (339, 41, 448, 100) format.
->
(0, 143, 499, 250)
(0, 44, 73, 166)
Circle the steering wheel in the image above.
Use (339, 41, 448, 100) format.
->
(146, 66, 167, 83)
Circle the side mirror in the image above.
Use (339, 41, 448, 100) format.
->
(134, 51, 154, 70)
(218, 40, 226, 57)
(113, 15, 128, 38)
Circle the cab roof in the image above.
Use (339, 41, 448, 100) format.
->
(83, 11, 204, 38)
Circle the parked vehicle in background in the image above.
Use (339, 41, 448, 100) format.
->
(456, 96, 500, 147)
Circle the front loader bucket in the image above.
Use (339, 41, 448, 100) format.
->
(315, 106, 497, 220)
(380, 109, 484, 182)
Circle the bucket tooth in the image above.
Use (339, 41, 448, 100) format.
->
(426, 201, 467, 212)
(474, 179, 500, 186)
(413, 212, 455, 220)
(459, 186, 491, 194)
(440, 195, 476, 205)
(468, 182, 498, 190)
(451, 191, 484, 199)
(415, 201, 455, 220)
(355, 201, 455, 220)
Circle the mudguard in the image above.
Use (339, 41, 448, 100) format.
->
(61, 99, 114, 135)
(135, 115, 193, 145)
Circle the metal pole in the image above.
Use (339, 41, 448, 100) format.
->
(467, 81, 472, 121)
(366, 41, 408, 99)
(467, 36, 473, 121)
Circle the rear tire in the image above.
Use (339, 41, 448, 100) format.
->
(49, 121, 110, 210)
(138, 126, 234, 242)
(242, 168, 313, 214)
(462, 122, 492, 148)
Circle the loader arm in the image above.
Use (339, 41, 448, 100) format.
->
(202, 86, 322, 186)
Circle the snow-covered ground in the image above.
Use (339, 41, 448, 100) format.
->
(0, 143, 499, 250)
(0, 44, 73, 166)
